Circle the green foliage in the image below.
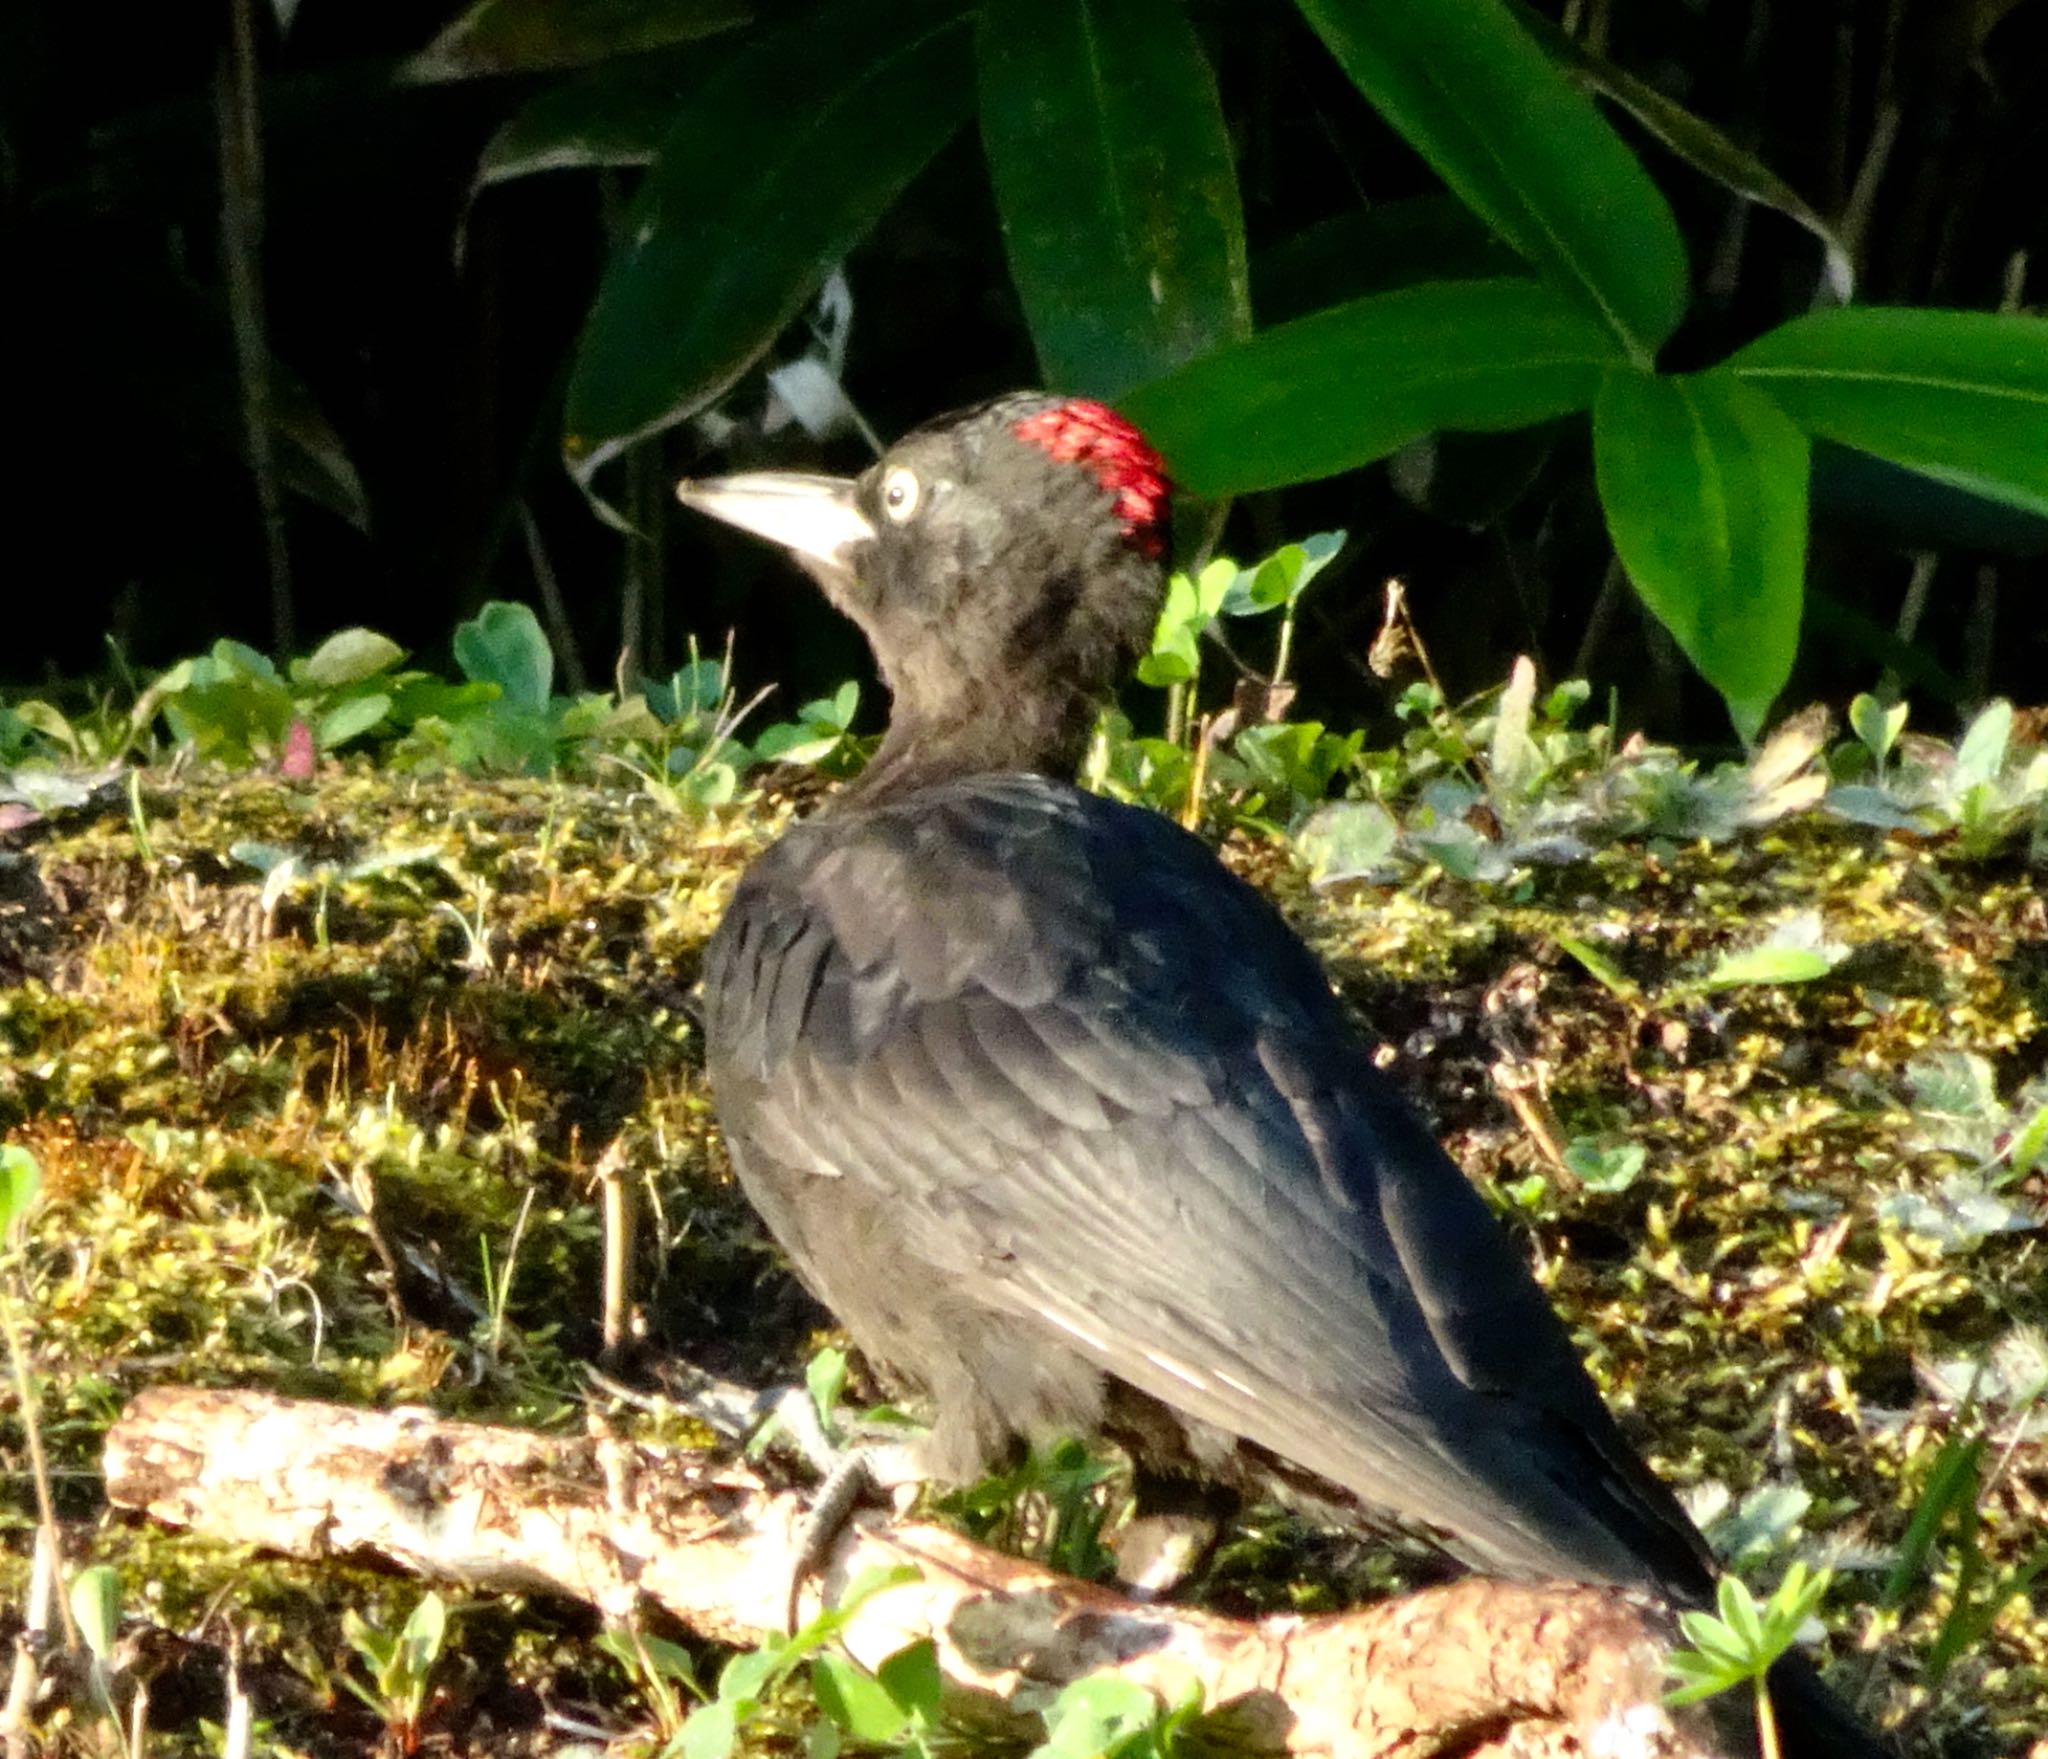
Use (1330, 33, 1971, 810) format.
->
(1666, 1563, 1833, 1752)
(0, 1143, 40, 1241)
(1297, 677, 2048, 890)
(594, 1624, 706, 1750)
(0, 607, 866, 808)
(939, 1437, 1123, 1583)
(69, 1563, 123, 1662)
(1829, 698, 2048, 857)
(1560, 1137, 1645, 1195)
(978, 0, 1248, 397)
(1099, 530, 1351, 828)
(667, 1565, 920, 1759)
(431, 0, 2048, 732)
(342, 1590, 452, 1750)
(811, 1637, 945, 1755)
(1123, 278, 1612, 495)
(1696, 912, 1849, 993)
(1877, 1407, 2048, 1692)
(561, 0, 974, 489)
(1029, 1672, 1202, 1759)
(1592, 370, 1809, 741)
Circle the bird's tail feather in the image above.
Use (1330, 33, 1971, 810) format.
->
(1764, 1652, 1890, 1759)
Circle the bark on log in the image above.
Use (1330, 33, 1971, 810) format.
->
(104, 1387, 1716, 1759)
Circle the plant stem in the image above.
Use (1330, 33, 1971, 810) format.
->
(0, 1298, 81, 1648)
(216, 2, 293, 658)
(1272, 605, 1296, 693)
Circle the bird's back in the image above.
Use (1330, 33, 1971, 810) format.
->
(703, 770, 1719, 1604)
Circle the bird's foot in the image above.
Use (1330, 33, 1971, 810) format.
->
(783, 1437, 925, 1632)
(749, 1386, 925, 1630)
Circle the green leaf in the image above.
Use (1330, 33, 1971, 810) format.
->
(1509, 0, 1850, 300)
(1562, 1138, 1646, 1194)
(2008, 1101, 2048, 1178)
(317, 693, 393, 750)
(720, 1643, 785, 1704)
(413, 0, 749, 78)
(1676, 1610, 1755, 1674)
(681, 1696, 740, 1759)
(0, 1144, 41, 1239)
(806, 1344, 849, 1440)
(1221, 531, 1345, 615)
(214, 639, 284, 687)
(752, 724, 843, 765)
(1555, 933, 1640, 1004)
(1123, 278, 1614, 495)
(400, 1592, 447, 1677)
(1716, 1576, 1767, 1657)
(978, 0, 1248, 397)
(1847, 692, 1907, 766)
(564, 0, 973, 486)
(1700, 912, 1848, 992)
(877, 1638, 943, 1719)
(1036, 1674, 1158, 1758)
(811, 1654, 908, 1743)
(1292, 0, 1687, 359)
(70, 1565, 123, 1663)
(1954, 699, 2013, 792)
(453, 602, 554, 714)
(1251, 195, 1519, 324)
(302, 629, 405, 690)
(1730, 309, 2048, 518)
(475, 46, 719, 189)
(1593, 366, 1809, 738)
(1664, 1651, 1745, 1706)
(1138, 561, 1231, 683)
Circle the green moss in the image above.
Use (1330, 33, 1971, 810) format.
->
(4, 762, 2044, 1753)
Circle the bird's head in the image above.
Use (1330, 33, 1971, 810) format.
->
(677, 394, 1172, 793)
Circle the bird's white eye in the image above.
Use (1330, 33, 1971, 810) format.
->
(879, 466, 922, 523)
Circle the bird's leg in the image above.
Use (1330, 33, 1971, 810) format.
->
(757, 1385, 926, 1630)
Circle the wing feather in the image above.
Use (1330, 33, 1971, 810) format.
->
(706, 773, 1716, 1598)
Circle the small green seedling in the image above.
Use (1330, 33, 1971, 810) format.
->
(594, 1625, 705, 1751)
(675, 1564, 919, 1759)
(341, 1591, 450, 1755)
(1666, 1564, 1832, 1759)
(1561, 1137, 1646, 1195)
(1028, 1670, 1203, 1759)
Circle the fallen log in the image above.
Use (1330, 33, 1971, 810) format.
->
(104, 1386, 1713, 1759)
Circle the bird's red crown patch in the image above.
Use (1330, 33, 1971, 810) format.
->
(1012, 400, 1170, 558)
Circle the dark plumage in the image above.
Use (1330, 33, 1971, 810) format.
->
(678, 394, 1882, 1756)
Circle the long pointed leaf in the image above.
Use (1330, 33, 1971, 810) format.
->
(474, 47, 718, 190)
(1121, 277, 1614, 494)
(1293, 0, 1687, 360)
(1593, 366, 1809, 736)
(564, 0, 973, 484)
(1730, 309, 2048, 518)
(415, 0, 749, 79)
(1510, 0, 1851, 300)
(979, 0, 1248, 397)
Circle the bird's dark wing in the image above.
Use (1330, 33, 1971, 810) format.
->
(703, 772, 1714, 1599)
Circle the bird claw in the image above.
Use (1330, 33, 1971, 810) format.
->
(783, 1438, 925, 1632)
(749, 1387, 926, 1630)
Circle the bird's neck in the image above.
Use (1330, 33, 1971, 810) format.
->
(841, 685, 1099, 807)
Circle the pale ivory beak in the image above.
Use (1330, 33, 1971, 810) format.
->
(675, 472, 876, 577)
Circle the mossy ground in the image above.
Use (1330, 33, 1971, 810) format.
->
(2, 765, 2043, 1756)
